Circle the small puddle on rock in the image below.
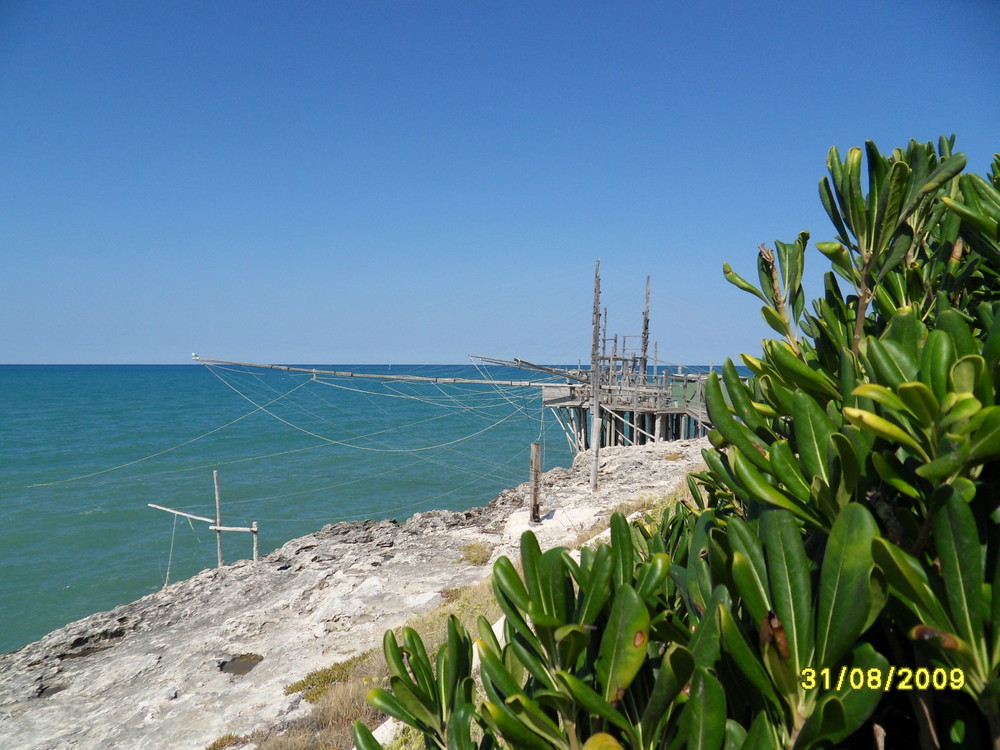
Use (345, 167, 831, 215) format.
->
(220, 653, 263, 676)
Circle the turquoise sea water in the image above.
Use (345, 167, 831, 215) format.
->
(0, 363, 574, 654)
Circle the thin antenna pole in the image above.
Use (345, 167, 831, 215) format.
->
(640, 275, 650, 383)
(590, 260, 602, 492)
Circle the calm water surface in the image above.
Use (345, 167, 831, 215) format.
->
(0, 364, 572, 653)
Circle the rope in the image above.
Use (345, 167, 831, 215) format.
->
(211, 367, 527, 454)
(162, 514, 178, 588)
(30, 376, 314, 487)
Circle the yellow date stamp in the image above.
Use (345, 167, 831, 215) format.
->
(800, 666, 965, 691)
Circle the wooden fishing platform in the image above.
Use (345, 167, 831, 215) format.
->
(482, 261, 712, 456)
(194, 262, 713, 493)
(542, 372, 709, 453)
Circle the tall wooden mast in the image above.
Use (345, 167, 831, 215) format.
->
(590, 260, 602, 492)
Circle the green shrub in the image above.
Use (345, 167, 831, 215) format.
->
(353, 139, 1000, 750)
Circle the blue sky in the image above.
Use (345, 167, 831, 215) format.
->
(2, 1, 998, 365)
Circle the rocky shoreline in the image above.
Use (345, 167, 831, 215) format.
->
(0, 439, 707, 749)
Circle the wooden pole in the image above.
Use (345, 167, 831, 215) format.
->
(252, 522, 259, 562)
(590, 260, 602, 492)
(148, 504, 214, 524)
(530, 442, 541, 523)
(640, 275, 650, 383)
(214, 470, 223, 568)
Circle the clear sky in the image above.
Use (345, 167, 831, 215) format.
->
(2, 1, 998, 365)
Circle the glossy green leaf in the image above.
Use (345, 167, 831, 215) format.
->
(717, 603, 781, 709)
(536, 547, 572, 624)
(874, 160, 911, 266)
(766, 340, 840, 399)
(724, 358, 768, 433)
(917, 153, 966, 199)
(508, 633, 557, 691)
(768, 439, 811, 501)
(932, 486, 986, 653)
(576, 544, 614, 625)
(368, 685, 424, 728)
(635, 553, 671, 604)
(731, 448, 822, 526)
(688, 585, 730, 668)
(792, 390, 837, 485)
(852, 383, 908, 414)
(843, 407, 929, 460)
(639, 644, 694, 741)
(555, 671, 634, 736)
(596, 584, 650, 704)
(705, 373, 772, 473)
(871, 539, 953, 629)
(723, 262, 769, 303)
(493, 556, 531, 613)
(686, 666, 727, 750)
(871, 452, 921, 499)
(762, 509, 813, 676)
(916, 442, 972, 481)
(938, 309, 980, 359)
(953, 355, 989, 409)
(796, 696, 847, 750)
(759, 373, 796, 415)
(762, 304, 792, 339)
(820, 155, 852, 244)
(520, 531, 545, 607)
(816, 240, 854, 278)
(445, 702, 477, 750)
(827, 643, 891, 746)
(724, 721, 748, 750)
(727, 518, 770, 626)
(921, 329, 956, 404)
(864, 338, 917, 388)
(968, 407, 1000, 462)
(939, 393, 982, 430)
(610, 512, 635, 590)
(816, 504, 879, 669)
(504, 693, 570, 750)
(830, 432, 861, 496)
(740, 712, 779, 750)
(352, 721, 385, 750)
(400, 629, 437, 708)
(481, 701, 558, 750)
(897, 381, 939, 426)
(476, 638, 526, 700)
(554, 624, 589, 671)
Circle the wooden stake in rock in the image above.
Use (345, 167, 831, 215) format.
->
(530, 442, 541, 523)
(214, 469, 223, 568)
(590, 259, 602, 492)
(149, 471, 260, 570)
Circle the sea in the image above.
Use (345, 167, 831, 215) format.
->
(0, 363, 580, 654)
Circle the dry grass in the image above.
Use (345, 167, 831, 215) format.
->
(207, 468, 704, 750)
(239, 576, 502, 750)
(258, 681, 383, 750)
(284, 647, 386, 703)
(205, 734, 245, 750)
(458, 541, 493, 566)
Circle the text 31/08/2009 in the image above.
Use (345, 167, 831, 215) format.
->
(800, 666, 964, 691)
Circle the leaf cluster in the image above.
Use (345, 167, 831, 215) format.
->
(355, 138, 1000, 749)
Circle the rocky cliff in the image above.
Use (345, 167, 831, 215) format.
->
(0, 439, 707, 749)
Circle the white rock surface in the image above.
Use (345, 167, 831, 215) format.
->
(0, 440, 707, 750)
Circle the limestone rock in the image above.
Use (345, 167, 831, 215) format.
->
(0, 439, 707, 749)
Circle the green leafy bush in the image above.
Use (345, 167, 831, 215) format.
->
(355, 139, 1000, 749)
